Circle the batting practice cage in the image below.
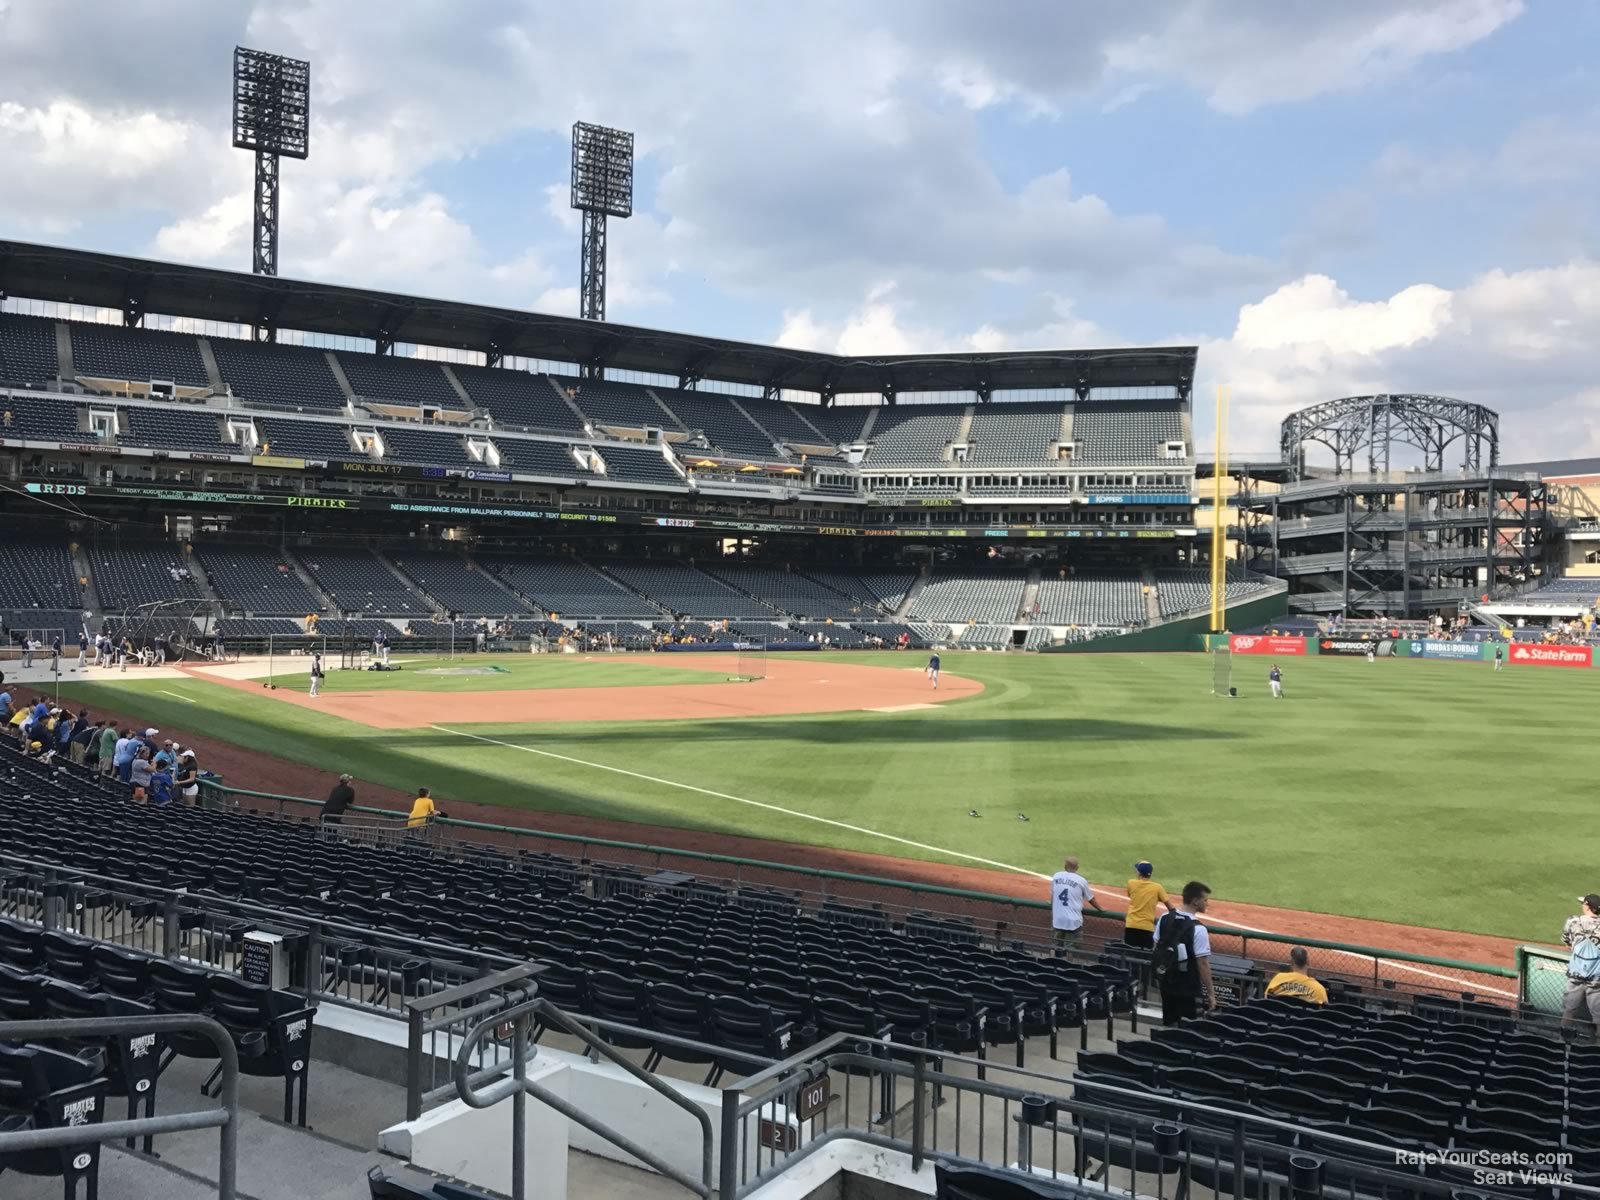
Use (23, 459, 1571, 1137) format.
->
(338, 631, 370, 672)
(264, 634, 331, 689)
(1211, 644, 1233, 697)
(730, 636, 768, 682)
(103, 598, 216, 663)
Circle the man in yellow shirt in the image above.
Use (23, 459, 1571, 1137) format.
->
(1124, 861, 1172, 948)
(1265, 947, 1329, 1005)
(407, 787, 438, 829)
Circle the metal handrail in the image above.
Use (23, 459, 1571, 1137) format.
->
(453, 996, 714, 1200)
(0, 1014, 240, 1199)
(405, 963, 542, 1120)
(718, 1036, 1600, 1200)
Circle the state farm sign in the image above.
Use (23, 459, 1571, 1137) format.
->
(1229, 634, 1307, 656)
(1508, 643, 1593, 669)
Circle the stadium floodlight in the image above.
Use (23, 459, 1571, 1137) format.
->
(233, 46, 311, 284)
(570, 122, 634, 323)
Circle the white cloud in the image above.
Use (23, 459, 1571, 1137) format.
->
(781, 259, 1600, 464)
(774, 289, 1113, 359)
(3, 0, 1503, 327)
(0, 100, 200, 231)
(1375, 110, 1600, 196)
(905, 0, 1521, 116)
(1198, 261, 1600, 459)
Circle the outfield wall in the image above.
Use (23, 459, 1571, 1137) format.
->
(1042, 590, 1288, 654)
(1214, 633, 1594, 668)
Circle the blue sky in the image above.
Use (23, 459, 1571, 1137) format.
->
(1, 0, 1597, 456)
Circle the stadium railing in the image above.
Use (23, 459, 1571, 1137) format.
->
(0, 850, 527, 1025)
(0, 1012, 243, 1200)
(201, 781, 1521, 1010)
(710, 1031, 1589, 1200)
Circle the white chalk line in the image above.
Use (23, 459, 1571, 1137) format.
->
(431, 725, 1513, 999)
(431, 725, 1043, 878)
(158, 689, 197, 704)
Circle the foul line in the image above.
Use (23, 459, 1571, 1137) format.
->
(158, 690, 197, 704)
(431, 724, 1514, 999)
(430, 725, 1046, 879)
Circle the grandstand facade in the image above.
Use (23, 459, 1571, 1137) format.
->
(0, 241, 1254, 648)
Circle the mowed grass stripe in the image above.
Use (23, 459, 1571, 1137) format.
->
(56, 653, 1585, 940)
(264, 653, 733, 693)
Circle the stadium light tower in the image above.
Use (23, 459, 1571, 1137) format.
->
(232, 47, 310, 281)
(570, 122, 634, 324)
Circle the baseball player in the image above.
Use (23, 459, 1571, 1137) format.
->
(309, 652, 325, 698)
(1269, 663, 1283, 699)
(927, 651, 940, 690)
(1494, 643, 1504, 672)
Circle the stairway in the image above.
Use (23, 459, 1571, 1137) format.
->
(373, 550, 448, 613)
(545, 375, 594, 427)
(893, 566, 929, 619)
(691, 563, 784, 615)
(581, 560, 669, 616)
(284, 546, 340, 613)
(195, 337, 226, 392)
(729, 397, 784, 456)
(461, 553, 538, 613)
(324, 351, 357, 404)
(1142, 564, 1161, 624)
(184, 546, 225, 608)
(55, 321, 74, 381)
(857, 406, 883, 443)
(956, 407, 975, 449)
(1020, 566, 1042, 620)
(69, 540, 100, 619)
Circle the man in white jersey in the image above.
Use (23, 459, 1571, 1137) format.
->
(1050, 855, 1095, 954)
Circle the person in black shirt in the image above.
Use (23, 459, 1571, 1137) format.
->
(323, 774, 355, 825)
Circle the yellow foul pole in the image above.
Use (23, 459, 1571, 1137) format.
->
(1209, 385, 1229, 632)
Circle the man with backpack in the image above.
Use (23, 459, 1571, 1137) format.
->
(1562, 894, 1600, 1040)
(1152, 881, 1217, 1026)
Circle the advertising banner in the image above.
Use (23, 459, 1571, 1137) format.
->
(1508, 643, 1593, 669)
(1228, 634, 1307, 656)
(1407, 639, 1491, 662)
(1317, 637, 1392, 657)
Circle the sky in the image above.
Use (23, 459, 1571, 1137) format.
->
(1, 0, 1597, 459)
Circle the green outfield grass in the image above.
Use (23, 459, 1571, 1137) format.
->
(54, 651, 1585, 941)
(266, 654, 732, 693)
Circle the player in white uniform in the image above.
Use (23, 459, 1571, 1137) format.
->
(1269, 664, 1283, 698)
(1050, 856, 1095, 954)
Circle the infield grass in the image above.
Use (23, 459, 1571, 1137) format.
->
(264, 654, 732, 693)
(54, 651, 1584, 941)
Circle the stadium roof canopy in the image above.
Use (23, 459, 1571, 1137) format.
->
(0, 239, 1196, 399)
(1502, 457, 1600, 479)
